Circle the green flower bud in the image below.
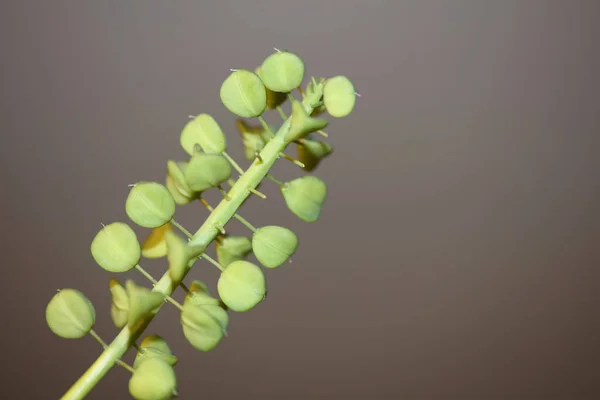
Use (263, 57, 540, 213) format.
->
(220, 69, 267, 118)
(129, 358, 177, 400)
(304, 77, 326, 106)
(133, 335, 178, 369)
(215, 235, 252, 268)
(217, 260, 266, 312)
(297, 139, 333, 171)
(184, 151, 232, 193)
(91, 222, 141, 273)
(252, 226, 298, 268)
(259, 51, 305, 93)
(323, 75, 356, 118)
(180, 113, 227, 155)
(109, 279, 129, 329)
(141, 223, 173, 259)
(284, 100, 328, 143)
(126, 280, 165, 330)
(126, 182, 176, 229)
(46, 289, 95, 339)
(281, 176, 328, 222)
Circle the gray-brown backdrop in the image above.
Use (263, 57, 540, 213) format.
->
(2, 1, 599, 399)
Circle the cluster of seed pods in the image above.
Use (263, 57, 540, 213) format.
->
(45, 50, 357, 400)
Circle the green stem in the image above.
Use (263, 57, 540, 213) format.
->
(60, 98, 316, 400)
(199, 253, 224, 272)
(171, 219, 193, 239)
(89, 330, 135, 374)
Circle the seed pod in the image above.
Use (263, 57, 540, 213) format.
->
(133, 335, 178, 369)
(217, 260, 266, 312)
(91, 222, 141, 273)
(141, 223, 173, 259)
(252, 226, 298, 268)
(188, 280, 215, 299)
(285, 100, 328, 143)
(259, 51, 305, 93)
(129, 358, 177, 400)
(323, 75, 356, 118)
(236, 119, 272, 161)
(220, 69, 267, 118)
(180, 113, 227, 155)
(126, 182, 176, 229)
(255, 66, 287, 109)
(297, 139, 333, 171)
(165, 230, 187, 282)
(126, 280, 165, 330)
(216, 235, 252, 268)
(184, 151, 232, 193)
(46, 289, 95, 339)
(109, 279, 129, 329)
(166, 161, 195, 205)
(281, 176, 328, 223)
(181, 293, 229, 352)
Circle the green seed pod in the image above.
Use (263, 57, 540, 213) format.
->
(188, 280, 215, 299)
(167, 161, 194, 197)
(181, 293, 229, 352)
(323, 75, 356, 118)
(165, 230, 189, 282)
(180, 113, 227, 155)
(252, 226, 298, 268)
(284, 100, 328, 143)
(166, 175, 192, 206)
(236, 119, 272, 160)
(91, 222, 141, 273)
(129, 358, 177, 400)
(133, 335, 178, 369)
(126, 280, 165, 330)
(46, 289, 96, 339)
(217, 260, 266, 312)
(297, 139, 333, 171)
(141, 223, 173, 259)
(259, 51, 305, 93)
(281, 176, 328, 222)
(220, 69, 267, 118)
(165, 230, 203, 282)
(126, 182, 176, 229)
(215, 235, 252, 268)
(255, 66, 287, 109)
(184, 151, 232, 193)
(109, 279, 129, 329)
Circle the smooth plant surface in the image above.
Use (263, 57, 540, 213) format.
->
(45, 49, 357, 400)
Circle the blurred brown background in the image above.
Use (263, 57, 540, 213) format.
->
(2, 1, 600, 399)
